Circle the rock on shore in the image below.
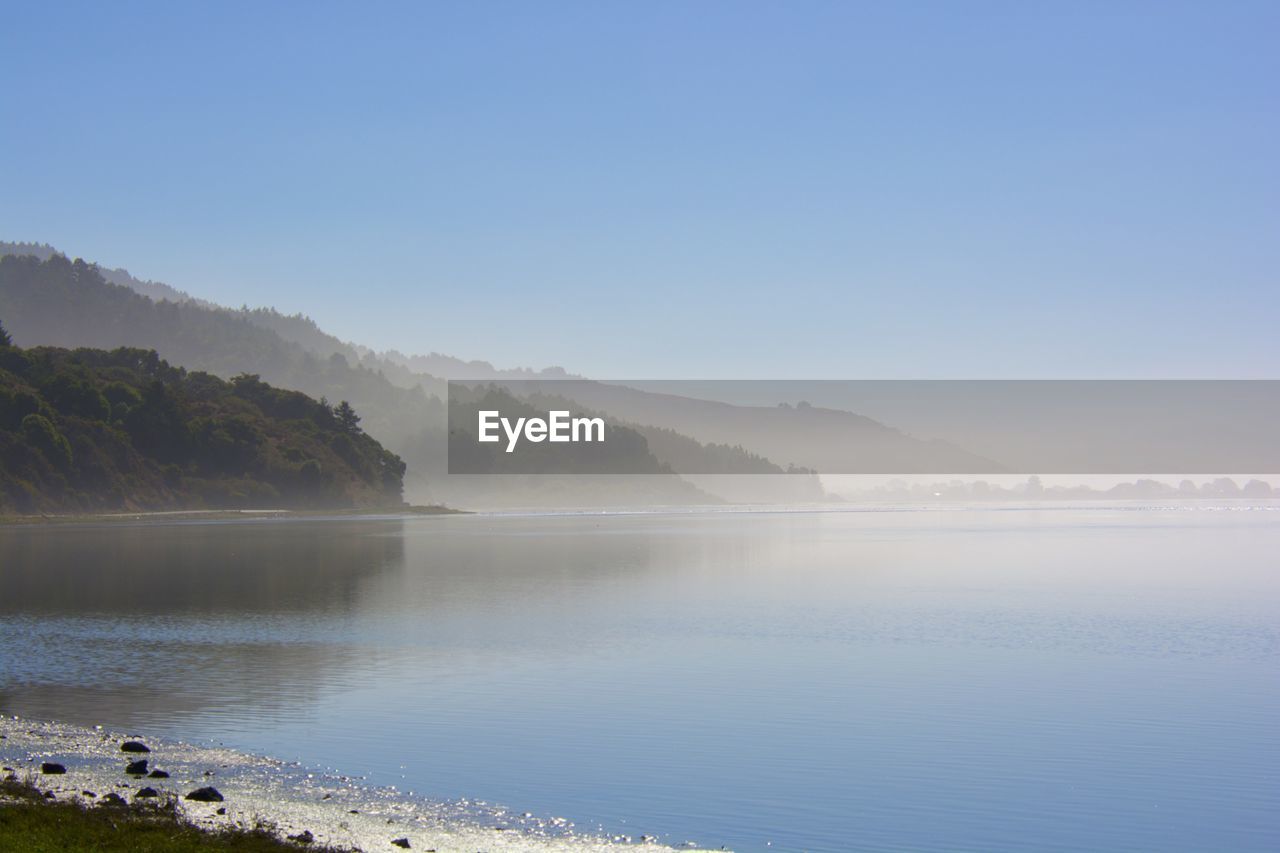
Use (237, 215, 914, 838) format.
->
(2, 716, 703, 852)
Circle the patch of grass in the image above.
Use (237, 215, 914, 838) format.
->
(0, 777, 345, 852)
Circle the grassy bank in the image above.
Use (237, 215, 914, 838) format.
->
(0, 777, 344, 852)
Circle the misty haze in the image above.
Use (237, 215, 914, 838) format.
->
(2, 4, 1278, 852)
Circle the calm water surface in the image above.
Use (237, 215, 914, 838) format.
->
(2, 505, 1278, 851)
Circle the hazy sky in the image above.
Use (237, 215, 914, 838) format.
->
(2, 2, 1277, 378)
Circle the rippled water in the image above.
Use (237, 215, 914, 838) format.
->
(2, 505, 1278, 851)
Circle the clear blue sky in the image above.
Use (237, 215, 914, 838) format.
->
(2, 1, 1276, 378)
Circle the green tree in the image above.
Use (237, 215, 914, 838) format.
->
(103, 381, 143, 420)
(0, 388, 42, 430)
(335, 400, 361, 433)
(40, 372, 110, 420)
(22, 413, 73, 470)
(0, 318, 11, 347)
(124, 380, 190, 463)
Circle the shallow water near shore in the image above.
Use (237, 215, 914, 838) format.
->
(0, 717, 679, 851)
(2, 504, 1279, 851)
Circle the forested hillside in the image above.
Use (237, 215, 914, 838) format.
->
(0, 249, 833, 506)
(0, 326, 405, 513)
(0, 241, 204, 305)
(0, 252, 444, 459)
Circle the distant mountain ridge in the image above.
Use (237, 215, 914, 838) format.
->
(0, 241, 566, 382)
(0, 242, 1006, 502)
(464, 380, 1005, 475)
(0, 241, 208, 306)
(0, 250, 812, 505)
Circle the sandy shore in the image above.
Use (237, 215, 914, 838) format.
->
(0, 717, 705, 852)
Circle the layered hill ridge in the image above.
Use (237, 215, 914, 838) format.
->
(487, 380, 1004, 474)
(0, 252, 782, 505)
(0, 243, 1008, 506)
(0, 242, 560, 383)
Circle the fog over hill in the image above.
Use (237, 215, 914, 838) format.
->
(0, 241, 207, 306)
(495, 380, 1004, 474)
(5, 243, 1273, 507)
(0, 242, 565, 385)
(0, 247, 838, 505)
(0, 245, 993, 473)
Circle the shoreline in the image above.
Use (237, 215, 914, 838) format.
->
(0, 504, 469, 526)
(0, 717, 698, 852)
(3, 497, 1277, 528)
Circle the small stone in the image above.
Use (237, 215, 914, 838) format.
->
(82, 790, 96, 797)
(391, 839, 411, 849)
(100, 792, 127, 806)
(135, 787, 160, 798)
(126, 759, 148, 775)
(185, 786, 224, 802)
(121, 741, 150, 753)
(216, 807, 227, 815)
(288, 830, 315, 844)
(40, 762, 66, 775)
(44, 791, 55, 799)
(149, 769, 170, 779)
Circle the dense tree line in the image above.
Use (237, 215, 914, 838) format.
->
(0, 324, 405, 513)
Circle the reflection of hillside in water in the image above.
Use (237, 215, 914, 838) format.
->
(0, 519, 406, 615)
(0, 519, 408, 729)
(0, 515, 749, 733)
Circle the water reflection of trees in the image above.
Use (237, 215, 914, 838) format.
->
(0, 514, 762, 731)
(0, 519, 406, 615)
